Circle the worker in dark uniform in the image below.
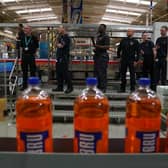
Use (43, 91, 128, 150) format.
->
(154, 25, 168, 87)
(16, 23, 24, 58)
(20, 25, 39, 90)
(139, 31, 155, 89)
(117, 29, 139, 92)
(52, 26, 73, 94)
(93, 24, 110, 93)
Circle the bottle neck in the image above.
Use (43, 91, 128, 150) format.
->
(87, 85, 97, 89)
(29, 84, 39, 88)
(139, 85, 150, 89)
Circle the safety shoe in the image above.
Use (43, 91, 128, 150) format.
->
(64, 87, 73, 94)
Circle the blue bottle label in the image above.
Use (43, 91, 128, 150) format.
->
(75, 130, 102, 153)
(20, 131, 49, 153)
(136, 131, 159, 153)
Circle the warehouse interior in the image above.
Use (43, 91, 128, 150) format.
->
(0, 0, 168, 165)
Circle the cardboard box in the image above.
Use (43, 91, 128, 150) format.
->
(0, 98, 7, 121)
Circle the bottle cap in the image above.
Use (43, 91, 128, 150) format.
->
(28, 77, 40, 85)
(138, 78, 150, 86)
(86, 77, 97, 85)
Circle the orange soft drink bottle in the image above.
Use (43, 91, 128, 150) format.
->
(16, 77, 53, 153)
(166, 119, 168, 152)
(125, 78, 161, 153)
(74, 77, 109, 153)
(166, 109, 168, 152)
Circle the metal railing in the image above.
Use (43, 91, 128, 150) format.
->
(8, 56, 18, 95)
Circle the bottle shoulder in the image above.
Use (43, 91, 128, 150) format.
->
(126, 88, 161, 117)
(19, 86, 49, 100)
(74, 88, 109, 105)
(128, 88, 159, 101)
(79, 88, 107, 99)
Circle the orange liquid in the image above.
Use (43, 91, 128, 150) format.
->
(125, 97, 161, 153)
(16, 96, 53, 152)
(166, 118, 168, 152)
(74, 96, 109, 153)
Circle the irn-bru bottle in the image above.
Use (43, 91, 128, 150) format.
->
(16, 77, 53, 153)
(74, 77, 109, 153)
(166, 112, 168, 152)
(166, 120, 168, 152)
(125, 78, 161, 153)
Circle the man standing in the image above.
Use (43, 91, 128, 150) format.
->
(52, 26, 73, 94)
(117, 29, 139, 92)
(16, 23, 24, 58)
(154, 26, 168, 87)
(139, 31, 155, 89)
(93, 24, 110, 93)
(20, 25, 39, 90)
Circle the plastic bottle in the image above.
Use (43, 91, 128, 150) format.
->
(166, 121, 168, 152)
(125, 78, 161, 153)
(74, 77, 109, 153)
(16, 77, 53, 153)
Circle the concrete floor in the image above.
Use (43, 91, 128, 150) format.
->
(0, 120, 125, 138)
(0, 119, 166, 139)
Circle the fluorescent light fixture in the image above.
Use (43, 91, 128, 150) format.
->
(41, 8, 52, 12)
(107, 5, 147, 13)
(21, 14, 56, 20)
(106, 9, 141, 16)
(16, 8, 52, 14)
(7, 4, 51, 10)
(126, 0, 140, 3)
(0, 30, 15, 39)
(102, 17, 132, 23)
(99, 21, 129, 25)
(27, 16, 57, 22)
(30, 20, 61, 25)
(112, 0, 157, 6)
(141, 1, 157, 6)
(127, 0, 157, 6)
(4, 29, 13, 34)
(1, 0, 16, 2)
(115, 43, 120, 46)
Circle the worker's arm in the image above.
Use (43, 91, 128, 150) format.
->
(117, 40, 123, 58)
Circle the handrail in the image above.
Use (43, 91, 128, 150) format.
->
(9, 56, 18, 81)
(8, 48, 20, 96)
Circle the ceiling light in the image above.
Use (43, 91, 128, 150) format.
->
(21, 14, 56, 20)
(140, 1, 156, 6)
(27, 16, 58, 22)
(106, 9, 141, 16)
(30, 20, 61, 25)
(112, 0, 157, 6)
(7, 4, 51, 10)
(107, 5, 147, 13)
(126, 0, 157, 6)
(126, 0, 140, 3)
(99, 21, 129, 25)
(4, 29, 13, 34)
(116, 43, 120, 46)
(41, 8, 52, 12)
(102, 17, 132, 23)
(16, 8, 52, 14)
(1, 0, 16, 2)
(0, 31, 15, 39)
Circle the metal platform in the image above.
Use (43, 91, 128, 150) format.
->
(49, 89, 128, 120)
(0, 138, 167, 168)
